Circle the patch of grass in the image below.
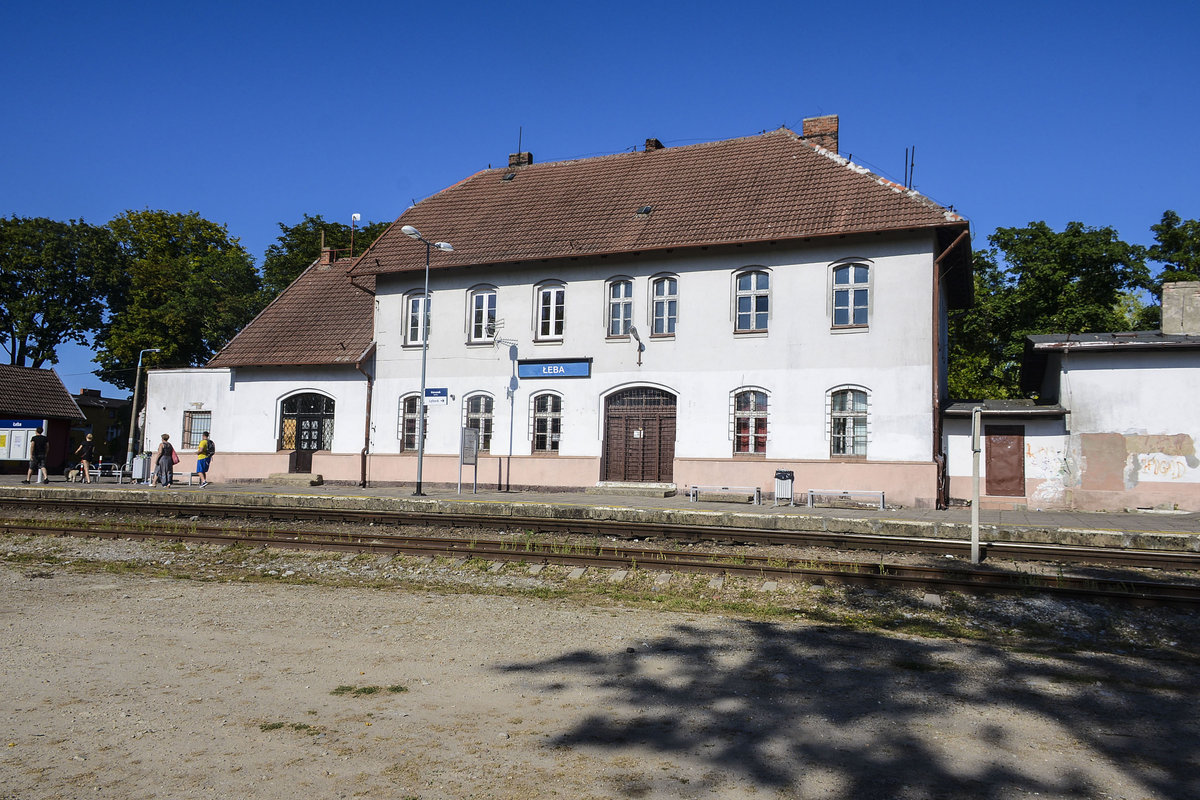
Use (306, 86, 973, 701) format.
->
(331, 685, 355, 695)
(386, 684, 408, 693)
(259, 721, 285, 731)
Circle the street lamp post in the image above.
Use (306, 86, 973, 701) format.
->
(124, 348, 161, 473)
(401, 225, 453, 496)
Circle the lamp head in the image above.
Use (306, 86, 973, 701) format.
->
(434, 242, 454, 252)
(401, 225, 422, 240)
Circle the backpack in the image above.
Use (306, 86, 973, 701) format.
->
(203, 439, 216, 457)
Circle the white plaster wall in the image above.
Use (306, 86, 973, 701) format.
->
(372, 233, 939, 465)
(1058, 350, 1200, 435)
(145, 366, 368, 455)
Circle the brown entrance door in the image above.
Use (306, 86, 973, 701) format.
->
(602, 388, 676, 483)
(985, 425, 1025, 496)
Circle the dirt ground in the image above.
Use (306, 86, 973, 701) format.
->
(2, 538, 1199, 799)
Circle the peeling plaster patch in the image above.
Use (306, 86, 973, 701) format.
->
(1123, 434, 1197, 463)
(1079, 433, 1127, 491)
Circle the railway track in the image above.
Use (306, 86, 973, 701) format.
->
(3, 494, 1199, 572)
(4, 514, 1200, 606)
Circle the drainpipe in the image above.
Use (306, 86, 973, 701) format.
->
(932, 228, 970, 509)
(354, 343, 377, 487)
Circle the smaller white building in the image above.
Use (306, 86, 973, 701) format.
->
(945, 282, 1200, 511)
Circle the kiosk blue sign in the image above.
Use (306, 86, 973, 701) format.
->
(517, 359, 592, 379)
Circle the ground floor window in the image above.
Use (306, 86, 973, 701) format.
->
(532, 393, 562, 453)
(465, 394, 493, 452)
(830, 387, 868, 457)
(182, 410, 211, 449)
(733, 389, 768, 454)
(398, 394, 426, 451)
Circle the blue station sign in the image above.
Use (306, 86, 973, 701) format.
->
(517, 358, 592, 379)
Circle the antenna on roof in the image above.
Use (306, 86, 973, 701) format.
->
(904, 146, 916, 189)
(517, 126, 522, 155)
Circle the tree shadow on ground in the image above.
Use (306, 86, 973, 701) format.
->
(501, 620, 1200, 799)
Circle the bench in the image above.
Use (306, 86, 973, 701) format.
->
(687, 485, 762, 505)
(806, 489, 885, 510)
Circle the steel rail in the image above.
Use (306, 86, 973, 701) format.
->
(5, 518, 1199, 605)
(3, 495, 1199, 572)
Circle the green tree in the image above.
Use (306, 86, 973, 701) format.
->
(261, 214, 390, 296)
(948, 221, 1148, 399)
(95, 210, 261, 389)
(0, 216, 118, 368)
(1148, 210, 1200, 285)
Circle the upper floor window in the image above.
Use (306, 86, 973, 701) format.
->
(536, 283, 565, 341)
(405, 292, 430, 346)
(733, 389, 768, 454)
(832, 263, 870, 327)
(532, 393, 562, 453)
(608, 279, 633, 337)
(735, 270, 769, 332)
(652, 276, 677, 336)
(398, 394, 426, 451)
(465, 394, 494, 452)
(830, 387, 869, 457)
(469, 287, 497, 343)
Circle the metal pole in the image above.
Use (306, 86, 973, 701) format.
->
(124, 348, 160, 472)
(414, 240, 430, 496)
(971, 405, 982, 564)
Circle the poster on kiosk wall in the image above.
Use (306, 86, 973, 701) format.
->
(0, 420, 39, 461)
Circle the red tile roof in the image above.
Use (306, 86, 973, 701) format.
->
(207, 259, 375, 368)
(351, 127, 967, 278)
(0, 364, 85, 420)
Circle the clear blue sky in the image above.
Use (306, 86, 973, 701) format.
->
(4, 0, 1197, 396)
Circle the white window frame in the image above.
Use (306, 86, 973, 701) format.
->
(730, 387, 769, 455)
(829, 259, 872, 330)
(398, 393, 426, 452)
(530, 392, 563, 453)
(650, 274, 678, 337)
(733, 268, 770, 333)
(607, 277, 633, 337)
(827, 385, 870, 458)
(404, 291, 430, 346)
(534, 282, 566, 341)
(463, 393, 494, 453)
(467, 286, 498, 343)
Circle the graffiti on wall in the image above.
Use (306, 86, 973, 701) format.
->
(1026, 442, 1073, 504)
(1075, 432, 1198, 491)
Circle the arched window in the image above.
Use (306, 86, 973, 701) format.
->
(535, 282, 565, 341)
(404, 291, 430, 345)
(532, 393, 562, 453)
(398, 394, 426, 452)
(732, 389, 768, 454)
(464, 394, 494, 452)
(280, 393, 335, 451)
(607, 278, 633, 336)
(734, 269, 770, 333)
(829, 386, 869, 457)
(832, 263, 870, 327)
(468, 286, 497, 343)
(651, 275, 678, 336)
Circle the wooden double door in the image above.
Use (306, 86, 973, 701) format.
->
(279, 393, 335, 473)
(602, 388, 676, 483)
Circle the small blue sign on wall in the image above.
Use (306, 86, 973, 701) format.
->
(517, 359, 592, 379)
(0, 420, 39, 428)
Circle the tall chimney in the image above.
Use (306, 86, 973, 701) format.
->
(508, 152, 533, 168)
(644, 138, 664, 152)
(319, 247, 334, 267)
(1162, 281, 1200, 334)
(802, 114, 839, 153)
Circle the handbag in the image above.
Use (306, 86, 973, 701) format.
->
(170, 447, 180, 465)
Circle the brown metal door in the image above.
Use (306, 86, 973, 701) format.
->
(985, 425, 1025, 497)
(602, 389, 676, 482)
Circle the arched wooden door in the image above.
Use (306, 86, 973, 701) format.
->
(279, 393, 335, 473)
(602, 388, 676, 483)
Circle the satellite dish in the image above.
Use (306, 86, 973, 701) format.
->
(509, 376, 519, 392)
(508, 344, 518, 361)
(351, 213, 361, 223)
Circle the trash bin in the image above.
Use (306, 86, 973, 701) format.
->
(773, 469, 795, 506)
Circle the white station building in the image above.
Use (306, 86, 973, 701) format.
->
(145, 117, 974, 507)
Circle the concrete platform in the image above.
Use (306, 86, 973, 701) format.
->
(1, 476, 1199, 553)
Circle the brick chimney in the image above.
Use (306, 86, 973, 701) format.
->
(1162, 281, 1200, 334)
(508, 151, 533, 168)
(319, 247, 334, 267)
(644, 138, 664, 152)
(802, 114, 839, 153)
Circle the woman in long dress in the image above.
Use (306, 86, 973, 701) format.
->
(151, 433, 175, 487)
